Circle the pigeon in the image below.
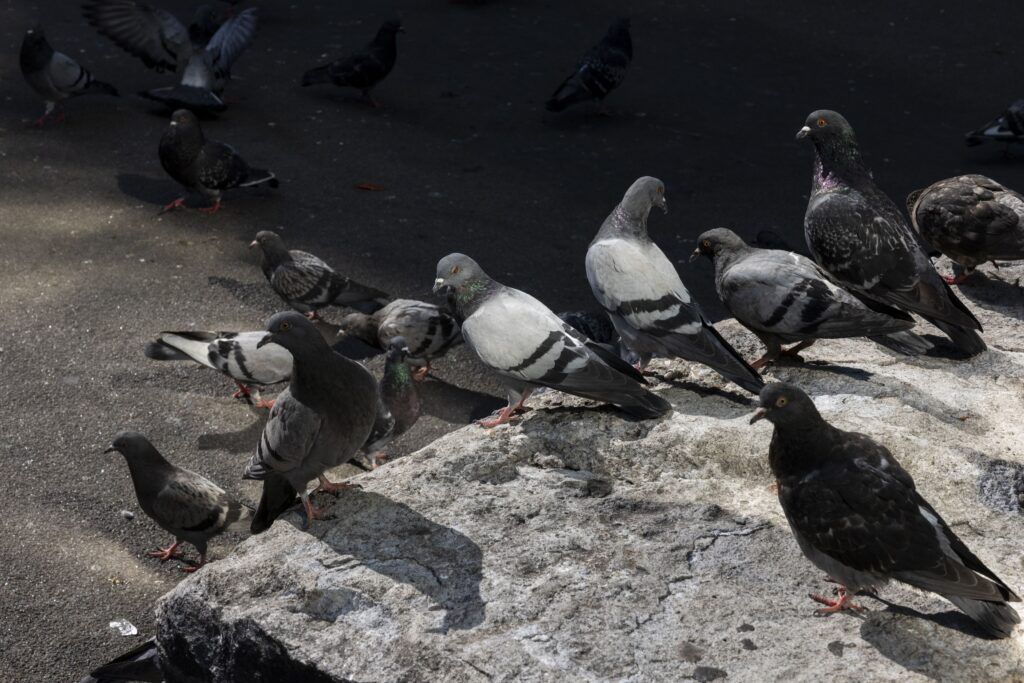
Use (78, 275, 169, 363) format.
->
(361, 336, 422, 467)
(557, 310, 617, 345)
(104, 431, 251, 572)
(691, 228, 931, 366)
(433, 253, 671, 427)
(301, 19, 404, 107)
(586, 177, 764, 394)
(965, 99, 1024, 148)
(158, 109, 278, 213)
(797, 110, 986, 356)
(144, 330, 292, 408)
(250, 231, 389, 320)
(907, 175, 1024, 284)
(83, 0, 258, 113)
(20, 26, 118, 126)
(546, 17, 631, 114)
(78, 638, 162, 683)
(244, 312, 379, 532)
(750, 383, 1021, 637)
(338, 298, 462, 380)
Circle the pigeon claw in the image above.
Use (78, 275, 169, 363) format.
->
(198, 199, 222, 214)
(477, 406, 517, 428)
(315, 476, 361, 496)
(942, 271, 973, 285)
(147, 542, 183, 562)
(181, 554, 207, 573)
(809, 586, 866, 615)
(159, 197, 187, 214)
(253, 398, 276, 410)
(412, 365, 430, 382)
(370, 452, 390, 469)
(231, 382, 253, 401)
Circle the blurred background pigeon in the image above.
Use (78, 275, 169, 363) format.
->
(965, 99, 1024, 148)
(546, 17, 631, 114)
(301, 19, 403, 107)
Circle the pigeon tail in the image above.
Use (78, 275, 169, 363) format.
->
(867, 330, 933, 356)
(146, 332, 219, 368)
(613, 389, 672, 419)
(83, 79, 119, 97)
(928, 318, 987, 357)
(139, 85, 226, 113)
(79, 637, 160, 683)
(944, 595, 1020, 639)
(546, 79, 591, 112)
(301, 64, 332, 87)
(239, 168, 278, 189)
(662, 322, 765, 395)
(251, 472, 300, 534)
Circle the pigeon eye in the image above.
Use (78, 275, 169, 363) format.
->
(702, 239, 711, 249)
(816, 117, 827, 128)
(775, 396, 788, 408)
(450, 265, 460, 275)
(280, 322, 291, 331)
(656, 186, 664, 194)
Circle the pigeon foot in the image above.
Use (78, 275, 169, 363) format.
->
(147, 542, 183, 562)
(371, 452, 389, 469)
(198, 199, 222, 214)
(159, 197, 187, 214)
(315, 476, 360, 495)
(231, 381, 253, 401)
(181, 554, 207, 573)
(253, 398, 276, 410)
(809, 586, 865, 615)
(412, 365, 430, 382)
(942, 271, 973, 285)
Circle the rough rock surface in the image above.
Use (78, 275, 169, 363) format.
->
(157, 262, 1024, 682)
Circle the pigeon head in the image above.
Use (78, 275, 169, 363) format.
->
(164, 109, 205, 152)
(104, 430, 162, 461)
(796, 110, 855, 144)
(749, 383, 821, 428)
(249, 230, 291, 263)
(20, 25, 52, 67)
(385, 336, 410, 364)
(379, 19, 405, 35)
(620, 176, 667, 220)
(259, 311, 326, 355)
(169, 108, 200, 130)
(691, 228, 747, 262)
(433, 253, 487, 295)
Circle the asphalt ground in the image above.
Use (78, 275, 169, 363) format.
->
(2, 0, 1024, 679)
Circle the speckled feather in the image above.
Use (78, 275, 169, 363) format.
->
(546, 18, 631, 112)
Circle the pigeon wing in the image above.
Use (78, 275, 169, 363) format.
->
(83, 0, 189, 71)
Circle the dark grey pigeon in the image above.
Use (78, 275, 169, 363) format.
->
(546, 17, 631, 114)
(251, 230, 389, 320)
(144, 330, 292, 408)
(557, 310, 617, 346)
(159, 109, 277, 213)
(586, 177, 764, 394)
(797, 110, 986, 356)
(966, 99, 1024, 147)
(104, 430, 251, 572)
(338, 298, 462, 379)
(83, 1, 258, 113)
(750, 383, 1020, 637)
(20, 26, 118, 126)
(908, 175, 1024, 284)
(434, 253, 671, 427)
(361, 336, 421, 467)
(692, 228, 931, 366)
(78, 638, 161, 683)
(301, 19, 403, 107)
(244, 312, 379, 532)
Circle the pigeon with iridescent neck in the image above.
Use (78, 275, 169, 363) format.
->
(361, 336, 421, 467)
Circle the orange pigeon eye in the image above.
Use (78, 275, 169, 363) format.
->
(450, 265, 460, 275)
(702, 239, 711, 248)
(816, 117, 827, 128)
(775, 396, 788, 408)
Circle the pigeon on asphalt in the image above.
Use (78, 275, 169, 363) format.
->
(159, 109, 277, 213)
(907, 175, 1024, 284)
(546, 17, 631, 114)
(20, 26, 118, 126)
(750, 383, 1021, 638)
(586, 177, 764, 394)
(104, 430, 251, 572)
(301, 19, 404, 107)
(244, 312, 379, 532)
(78, 638, 162, 683)
(83, 0, 258, 113)
(965, 99, 1024, 148)
(251, 230, 389, 320)
(433, 253, 671, 427)
(361, 336, 422, 468)
(692, 228, 931, 367)
(797, 110, 986, 356)
(338, 298, 462, 380)
(144, 330, 292, 408)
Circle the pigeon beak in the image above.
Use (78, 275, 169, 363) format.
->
(655, 196, 668, 213)
(795, 125, 811, 141)
(749, 407, 767, 425)
(103, 446, 117, 454)
(689, 247, 701, 262)
(249, 240, 259, 248)
(256, 333, 274, 349)
(432, 277, 446, 294)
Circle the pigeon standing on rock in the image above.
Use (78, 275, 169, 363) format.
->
(83, 1, 258, 113)
(337, 299, 461, 380)
(965, 99, 1024, 148)
(19, 26, 118, 126)
(144, 330, 292, 408)
(546, 17, 631, 114)
(104, 431, 251, 572)
(244, 312, 379, 532)
(797, 110, 986, 356)
(586, 177, 764, 394)
(750, 383, 1020, 638)
(907, 175, 1024, 284)
(434, 253, 671, 427)
(251, 230, 389, 320)
(301, 19, 404, 107)
(158, 109, 277, 213)
(692, 228, 931, 366)
(361, 337, 422, 467)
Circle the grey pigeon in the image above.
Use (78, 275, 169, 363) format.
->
(244, 312, 379, 532)
(692, 228, 931, 366)
(251, 230, 389, 320)
(83, 0, 258, 113)
(361, 336, 422, 467)
(338, 298, 462, 379)
(908, 175, 1024, 284)
(144, 330, 292, 408)
(586, 177, 764, 394)
(797, 110, 986, 356)
(750, 383, 1020, 637)
(433, 253, 671, 427)
(966, 99, 1024, 148)
(546, 17, 631, 114)
(301, 19, 403, 107)
(78, 638, 161, 683)
(159, 109, 277, 213)
(20, 26, 118, 126)
(104, 430, 251, 572)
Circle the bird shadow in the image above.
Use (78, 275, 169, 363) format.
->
(206, 275, 280, 313)
(116, 173, 178, 206)
(294, 489, 485, 633)
(418, 378, 505, 423)
(953, 275, 1024, 321)
(542, 108, 634, 130)
(649, 374, 754, 411)
(772, 359, 874, 382)
(331, 332, 382, 361)
(197, 415, 267, 453)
